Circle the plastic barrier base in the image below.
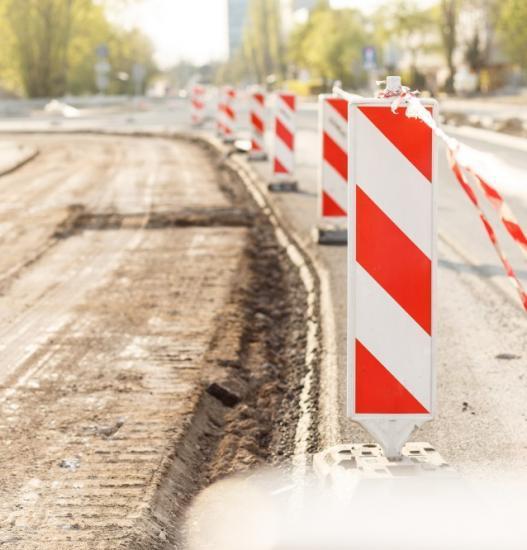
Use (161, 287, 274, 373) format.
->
(312, 225, 347, 245)
(268, 180, 298, 193)
(313, 442, 454, 483)
(248, 151, 268, 162)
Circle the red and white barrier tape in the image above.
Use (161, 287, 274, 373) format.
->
(378, 83, 527, 311)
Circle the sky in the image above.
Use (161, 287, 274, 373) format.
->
(117, 0, 431, 69)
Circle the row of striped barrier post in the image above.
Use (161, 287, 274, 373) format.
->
(314, 78, 437, 457)
(188, 77, 437, 460)
(188, 86, 299, 191)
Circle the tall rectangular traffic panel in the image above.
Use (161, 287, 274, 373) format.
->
(347, 98, 438, 458)
(319, 95, 348, 220)
(249, 91, 267, 161)
(190, 84, 205, 126)
(270, 92, 296, 190)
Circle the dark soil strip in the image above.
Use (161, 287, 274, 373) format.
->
(53, 206, 252, 239)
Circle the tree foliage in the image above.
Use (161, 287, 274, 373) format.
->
(498, 0, 527, 70)
(242, 0, 286, 83)
(288, 5, 368, 88)
(439, 0, 458, 93)
(0, 0, 156, 97)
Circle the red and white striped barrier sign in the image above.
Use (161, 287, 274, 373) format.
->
(272, 92, 296, 182)
(217, 86, 236, 142)
(191, 84, 206, 126)
(319, 94, 348, 219)
(249, 91, 267, 160)
(348, 97, 437, 458)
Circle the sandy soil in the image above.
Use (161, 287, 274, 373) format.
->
(0, 135, 311, 548)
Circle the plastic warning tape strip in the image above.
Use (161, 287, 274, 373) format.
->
(468, 169, 527, 259)
(379, 88, 527, 311)
(448, 149, 527, 310)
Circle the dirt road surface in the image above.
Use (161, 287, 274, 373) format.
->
(0, 135, 311, 548)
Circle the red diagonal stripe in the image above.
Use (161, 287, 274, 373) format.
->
(254, 93, 264, 106)
(356, 186, 432, 334)
(322, 191, 346, 217)
(281, 94, 295, 111)
(251, 139, 262, 151)
(251, 113, 264, 133)
(276, 118, 293, 150)
(359, 106, 432, 182)
(355, 340, 428, 414)
(223, 105, 235, 119)
(274, 158, 288, 174)
(327, 98, 347, 121)
(323, 132, 347, 180)
(504, 219, 527, 248)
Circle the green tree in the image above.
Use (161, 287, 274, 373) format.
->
(66, 1, 114, 95)
(289, 7, 368, 88)
(439, 0, 458, 93)
(107, 28, 157, 95)
(6, 0, 80, 97)
(498, 0, 527, 71)
(241, 0, 286, 83)
(0, 0, 156, 97)
(378, 1, 437, 70)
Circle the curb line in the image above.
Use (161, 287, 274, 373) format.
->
(192, 132, 342, 457)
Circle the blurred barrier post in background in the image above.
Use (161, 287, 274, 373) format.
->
(314, 94, 348, 244)
(269, 92, 297, 192)
(248, 90, 267, 162)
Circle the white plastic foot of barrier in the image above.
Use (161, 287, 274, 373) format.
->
(248, 151, 268, 162)
(268, 180, 298, 192)
(313, 443, 453, 484)
(312, 225, 347, 245)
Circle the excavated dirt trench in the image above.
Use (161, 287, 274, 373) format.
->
(0, 135, 318, 549)
(123, 143, 318, 548)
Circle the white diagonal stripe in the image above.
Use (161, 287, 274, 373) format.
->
(322, 159, 347, 216)
(354, 108, 432, 258)
(354, 265, 432, 410)
(274, 138, 294, 174)
(276, 96, 295, 134)
(251, 97, 265, 122)
(323, 99, 347, 152)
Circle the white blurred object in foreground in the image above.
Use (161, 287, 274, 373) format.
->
(185, 467, 527, 550)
